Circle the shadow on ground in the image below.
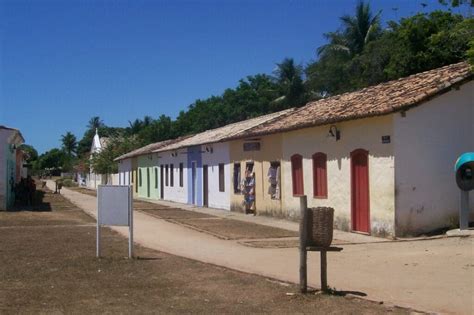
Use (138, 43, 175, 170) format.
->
(10, 189, 52, 212)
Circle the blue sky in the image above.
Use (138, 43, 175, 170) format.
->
(0, 0, 459, 153)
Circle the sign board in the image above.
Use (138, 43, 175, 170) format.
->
(98, 185, 131, 226)
(97, 185, 133, 258)
(243, 142, 261, 151)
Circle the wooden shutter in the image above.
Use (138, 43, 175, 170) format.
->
(313, 153, 327, 198)
(291, 154, 304, 196)
(219, 163, 225, 192)
(179, 163, 183, 187)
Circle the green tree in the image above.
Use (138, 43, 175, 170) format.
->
(273, 58, 307, 107)
(18, 144, 38, 163)
(384, 11, 470, 79)
(61, 132, 77, 157)
(90, 136, 140, 176)
(307, 10, 471, 96)
(318, 1, 382, 57)
(87, 116, 104, 130)
(37, 148, 68, 173)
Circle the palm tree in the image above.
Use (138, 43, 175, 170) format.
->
(142, 115, 153, 127)
(61, 132, 77, 157)
(128, 118, 143, 134)
(273, 58, 306, 107)
(318, 1, 382, 57)
(87, 116, 104, 130)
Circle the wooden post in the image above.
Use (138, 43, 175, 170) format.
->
(320, 251, 327, 292)
(299, 195, 308, 293)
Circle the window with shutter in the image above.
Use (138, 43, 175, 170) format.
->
(219, 163, 225, 192)
(170, 164, 174, 187)
(179, 163, 184, 187)
(291, 154, 304, 196)
(313, 153, 328, 198)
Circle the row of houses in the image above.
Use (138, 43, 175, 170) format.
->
(115, 62, 474, 237)
(0, 126, 26, 210)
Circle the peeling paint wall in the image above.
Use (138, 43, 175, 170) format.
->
(394, 81, 474, 236)
(0, 129, 22, 210)
(281, 115, 395, 236)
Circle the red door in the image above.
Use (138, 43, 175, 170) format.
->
(351, 149, 370, 233)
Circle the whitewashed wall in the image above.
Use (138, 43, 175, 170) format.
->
(110, 173, 119, 185)
(118, 158, 132, 185)
(158, 149, 188, 204)
(86, 173, 101, 189)
(394, 81, 474, 235)
(282, 115, 395, 236)
(202, 142, 230, 210)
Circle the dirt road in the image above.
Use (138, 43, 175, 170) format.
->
(0, 186, 405, 314)
(58, 183, 473, 314)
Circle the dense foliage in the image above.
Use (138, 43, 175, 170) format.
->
(31, 3, 473, 175)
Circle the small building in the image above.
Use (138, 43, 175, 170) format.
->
(114, 138, 184, 199)
(0, 126, 25, 210)
(228, 133, 286, 216)
(153, 110, 293, 210)
(237, 62, 473, 236)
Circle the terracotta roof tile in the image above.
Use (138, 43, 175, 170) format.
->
(240, 62, 472, 137)
(114, 136, 189, 161)
(153, 108, 294, 153)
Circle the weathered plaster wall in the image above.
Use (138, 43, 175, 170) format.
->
(118, 158, 132, 185)
(201, 142, 230, 210)
(187, 146, 203, 206)
(159, 149, 188, 204)
(282, 115, 395, 236)
(229, 133, 284, 216)
(137, 154, 160, 200)
(0, 130, 21, 210)
(394, 81, 474, 236)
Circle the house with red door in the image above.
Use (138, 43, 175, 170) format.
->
(235, 62, 473, 237)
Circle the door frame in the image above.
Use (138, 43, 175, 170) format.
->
(191, 161, 197, 205)
(350, 149, 370, 234)
(203, 165, 209, 207)
(160, 165, 164, 199)
(146, 168, 150, 198)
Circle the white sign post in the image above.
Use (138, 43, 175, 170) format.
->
(97, 185, 133, 258)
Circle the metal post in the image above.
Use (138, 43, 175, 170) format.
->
(460, 190, 470, 230)
(96, 222, 101, 257)
(299, 195, 308, 293)
(96, 190, 100, 257)
(129, 186, 134, 258)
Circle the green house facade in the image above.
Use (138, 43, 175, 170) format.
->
(137, 154, 160, 200)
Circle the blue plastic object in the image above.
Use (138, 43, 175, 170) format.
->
(455, 152, 474, 172)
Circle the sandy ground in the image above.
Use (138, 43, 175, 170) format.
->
(58, 182, 474, 314)
(0, 187, 408, 314)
